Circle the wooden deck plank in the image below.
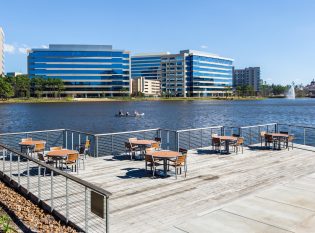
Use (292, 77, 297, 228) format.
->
(3, 144, 315, 232)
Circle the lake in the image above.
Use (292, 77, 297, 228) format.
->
(0, 98, 314, 134)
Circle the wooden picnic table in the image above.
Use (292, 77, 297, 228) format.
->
(130, 139, 157, 157)
(215, 136, 238, 154)
(19, 140, 46, 154)
(19, 140, 46, 146)
(46, 149, 78, 168)
(130, 139, 157, 146)
(151, 150, 181, 177)
(266, 133, 289, 150)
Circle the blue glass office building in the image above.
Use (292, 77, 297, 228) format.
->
(161, 50, 233, 97)
(27, 44, 130, 97)
(131, 53, 169, 80)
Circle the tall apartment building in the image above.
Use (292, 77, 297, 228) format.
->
(27, 44, 131, 97)
(233, 67, 261, 92)
(132, 76, 161, 96)
(0, 27, 4, 76)
(131, 53, 169, 80)
(161, 50, 233, 97)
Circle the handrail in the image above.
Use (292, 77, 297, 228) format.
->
(0, 129, 65, 136)
(176, 125, 223, 133)
(65, 129, 96, 136)
(0, 143, 112, 197)
(278, 123, 315, 129)
(240, 123, 277, 129)
(95, 128, 160, 136)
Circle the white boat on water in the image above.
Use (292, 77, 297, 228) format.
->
(115, 113, 144, 117)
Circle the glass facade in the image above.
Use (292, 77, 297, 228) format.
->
(131, 53, 169, 80)
(161, 50, 233, 97)
(27, 44, 130, 97)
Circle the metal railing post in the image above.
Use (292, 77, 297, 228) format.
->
(96, 136, 99, 157)
(71, 132, 74, 150)
(176, 132, 179, 151)
(85, 187, 89, 232)
(9, 152, 12, 180)
(66, 177, 69, 223)
(17, 154, 20, 186)
(188, 131, 191, 149)
(167, 131, 170, 150)
(38, 165, 41, 201)
(51, 170, 54, 212)
(304, 128, 306, 145)
(249, 128, 252, 145)
(79, 134, 81, 148)
(65, 130, 68, 149)
(27, 160, 30, 193)
(46, 132, 49, 148)
(2, 149, 5, 173)
(106, 196, 109, 233)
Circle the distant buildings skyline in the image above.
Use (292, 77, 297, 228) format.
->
(26, 44, 235, 97)
(131, 50, 233, 97)
(233, 67, 261, 92)
(132, 76, 161, 97)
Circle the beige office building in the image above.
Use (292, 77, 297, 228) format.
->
(132, 77, 161, 96)
(0, 27, 4, 76)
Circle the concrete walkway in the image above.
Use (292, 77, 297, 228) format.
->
(175, 173, 315, 233)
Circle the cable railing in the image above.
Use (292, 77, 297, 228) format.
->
(95, 129, 161, 156)
(176, 126, 223, 150)
(0, 129, 64, 152)
(278, 123, 315, 147)
(0, 143, 111, 233)
(239, 123, 277, 146)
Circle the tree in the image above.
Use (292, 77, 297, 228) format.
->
(0, 78, 14, 99)
(52, 78, 65, 98)
(120, 87, 130, 97)
(224, 86, 232, 98)
(6, 75, 30, 98)
(30, 76, 46, 97)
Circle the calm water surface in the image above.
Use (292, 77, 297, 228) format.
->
(0, 98, 314, 134)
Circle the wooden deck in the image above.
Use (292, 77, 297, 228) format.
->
(74, 144, 315, 233)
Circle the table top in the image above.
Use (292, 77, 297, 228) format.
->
(46, 149, 78, 157)
(130, 139, 157, 145)
(266, 133, 289, 137)
(19, 140, 46, 146)
(215, 136, 238, 141)
(151, 150, 181, 158)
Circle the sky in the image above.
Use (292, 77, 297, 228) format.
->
(1, 0, 315, 85)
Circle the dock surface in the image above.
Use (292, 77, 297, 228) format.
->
(74, 144, 315, 232)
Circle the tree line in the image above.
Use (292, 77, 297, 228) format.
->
(0, 75, 64, 99)
(236, 83, 309, 98)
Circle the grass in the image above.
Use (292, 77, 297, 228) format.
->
(0, 209, 17, 233)
(0, 96, 265, 104)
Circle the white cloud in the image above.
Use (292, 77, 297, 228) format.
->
(200, 45, 208, 49)
(41, 45, 48, 49)
(4, 43, 15, 54)
(18, 47, 29, 54)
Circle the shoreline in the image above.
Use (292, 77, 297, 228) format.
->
(0, 97, 266, 104)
